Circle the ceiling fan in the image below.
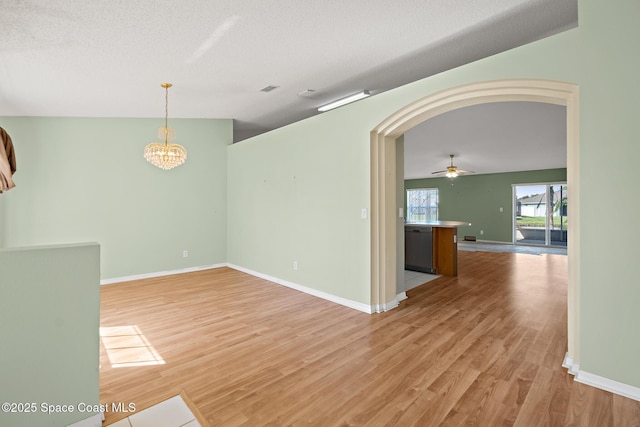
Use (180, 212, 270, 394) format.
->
(431, 154, 475, 178)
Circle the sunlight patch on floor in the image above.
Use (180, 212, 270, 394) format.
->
(100, 325, 165, 368)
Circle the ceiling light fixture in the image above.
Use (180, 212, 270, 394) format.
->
(432, 154, 475, 178)
(446, 169, 459, 178)
(317, 90, 370, 112)
(144, 83, 187, 170)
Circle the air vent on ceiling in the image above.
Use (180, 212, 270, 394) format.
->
(297, 89, 317, 98)
(260, 85, 279, 92)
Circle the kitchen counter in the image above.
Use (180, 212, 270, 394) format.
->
(405, 221, 470, 276)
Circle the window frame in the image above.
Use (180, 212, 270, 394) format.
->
(406, 188, 439, 223)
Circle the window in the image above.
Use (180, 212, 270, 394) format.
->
(406, 188, 438, 222)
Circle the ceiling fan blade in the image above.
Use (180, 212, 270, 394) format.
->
(431, 155, 475, 176)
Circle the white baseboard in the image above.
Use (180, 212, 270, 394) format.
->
(369, 292, 406, 313)
(66, 413, 102, 427)
(371, 299, 396, 313)
(100, 262, 406, 315)
(562, 352, 579, 375)
(100, 263, 227, 285)
(562, 353, 640, 401)
(227, 263, 375, 314)
(396, 292, 408, 303)
(575, 370, 640, 402)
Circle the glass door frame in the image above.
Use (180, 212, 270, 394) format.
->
(512, 181, 568, 247)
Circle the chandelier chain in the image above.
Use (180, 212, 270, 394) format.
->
(164, 85, 169, 144)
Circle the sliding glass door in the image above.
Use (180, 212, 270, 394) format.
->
(513, 183, 567, 247)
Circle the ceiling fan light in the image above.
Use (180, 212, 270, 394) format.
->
(445, 163, 459, 178)
(432, 154, 471, 178)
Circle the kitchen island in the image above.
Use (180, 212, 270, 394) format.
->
(405, 221, 470, 276)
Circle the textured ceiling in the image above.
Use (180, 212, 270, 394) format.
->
(1, 0, 577, 143)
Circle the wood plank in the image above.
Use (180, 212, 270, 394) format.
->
(100, 253, 640, 426)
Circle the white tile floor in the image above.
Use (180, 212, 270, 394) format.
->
(404, 269, 440, 291)
(107, 395, 201, 427)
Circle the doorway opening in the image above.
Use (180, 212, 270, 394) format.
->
(370, 78, 580, 369)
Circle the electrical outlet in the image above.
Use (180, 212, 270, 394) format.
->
(480, 230, 484, 235)
(293, 261, 298, 270)
(183, 250, 189, 258)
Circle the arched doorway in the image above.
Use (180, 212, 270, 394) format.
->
(370, 78, 580, 368)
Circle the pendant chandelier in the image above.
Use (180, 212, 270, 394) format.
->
(144, 83, 187, 170)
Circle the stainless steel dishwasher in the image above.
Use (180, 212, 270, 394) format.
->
(404, 224, 435, 273)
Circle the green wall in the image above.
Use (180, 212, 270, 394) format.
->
(578, 0, 640, 387)
(0, 243, 100, 427)
(405, 169, 567, 242)
(228, 0, 640, 389)
(226, 116, 372, 303)
(0, 117, 232, 280)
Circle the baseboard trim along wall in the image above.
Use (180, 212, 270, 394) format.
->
(575, 371, 640, 402)
(227, 263, 374, 314)
(562, 353, 580, 375)
(371, 300, 395, 313)
(369, 291, 407, 314)
(100, 264, 227, 285)
(101, 263, 409, 313)
(563, 353, 640, 402)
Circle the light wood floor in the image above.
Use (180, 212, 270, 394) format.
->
(100, 251, 640, 426)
